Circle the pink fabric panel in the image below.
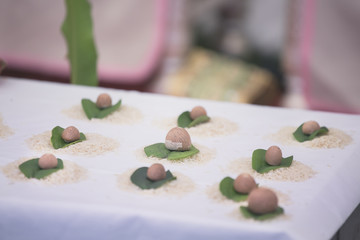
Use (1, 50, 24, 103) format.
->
(0, 0, 168, 85)
(299, 0, 314, 111)
(97, 0, 168, 84)
(299, 0, 360, 114)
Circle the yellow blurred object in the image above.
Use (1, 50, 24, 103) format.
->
(166, 48, 280, 105)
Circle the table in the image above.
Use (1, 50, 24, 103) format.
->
(0, 77, 359, 240)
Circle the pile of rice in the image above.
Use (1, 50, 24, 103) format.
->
(117, 170, 195, 196)
(152, 117, 238, 137)
(135, 143, 216, 166)
(62, 105, 144, 125)
(206, 183, 292, 205)
(0, 116, 14, 138)
(268, 126, 352, 149)
(26, 131, 119, 156)
(2, 158, 87, 185)
(227, 158, 316, 182)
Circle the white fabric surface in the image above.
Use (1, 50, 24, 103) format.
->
(0, 77, 359, 240)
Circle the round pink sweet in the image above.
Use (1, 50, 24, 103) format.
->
(265, 146, 282, 166)
(147, 163, 166, 181)
(302, 120, 320, 135)
(96, 93, 112, 109)
(190, 106, 207, 120)
(38, 153, 58, 169)
(233, 173, 257, 194)
(61, 126, 80, 143)
(248, 187, 278, 214)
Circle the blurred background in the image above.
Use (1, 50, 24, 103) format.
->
(1, 0, 359, 114)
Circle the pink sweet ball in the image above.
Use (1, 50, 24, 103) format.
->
(147, 163, 166, 181)
(38, 153, 58, 169)
(265, 146, 282, 166)
(61, 126, 81, 143)
(233, 173, 257, 194)
(302, 120, 320, 135)
(96, 93, 112, 109)
(165, 127, 192, 151)
(248, 187, 278, 214)
(190, 106, 207, 120)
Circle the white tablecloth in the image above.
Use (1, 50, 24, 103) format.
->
(0, 77, 359, 240)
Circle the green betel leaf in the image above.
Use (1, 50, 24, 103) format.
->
(130, 167, 176, 189)
(240, 206, 284, 221)
(144, 143, 199, 160)
(177, 111, 192, 128)
(293, 124, 329, 142)
(51, 126, 86, 149)
(219, 177, 249, 202)
(81, 99, 122, 119)
(252, 149, 293, 174)
(61, 0, 98, 86)
(97, 100, 122, 118)
(19, 158, 64, 179)
(177, 111, 210, 128)
(81, 99, 100, 119)
(167, 145, 199, 160)
(144, 143, 171, 159)
(188, 115, 210, 128)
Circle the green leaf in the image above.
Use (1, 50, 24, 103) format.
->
(51, 126, 86, 149)
(144, 143, 171, 159)
(81, 99, 100, 119)
(144, 143, 199, 160)
(240, 206, 284, 221)
(19, 158, 64, 179)
(293, 124, 329, 142)
(167, 145, 199, 160)
(219, 177, 249, 202)
(252, 149, 293, 174)
(188, 115, 210, 128)
(177, 111, 192, 128)
(61, 0, 98, 86)
(81, 99, 122, 119)
(130, 167, 176, 189)
(177, 111, 210, 128)
(97, 100, 122, 118)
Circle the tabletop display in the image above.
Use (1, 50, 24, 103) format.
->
(0, 77, 359, 240)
